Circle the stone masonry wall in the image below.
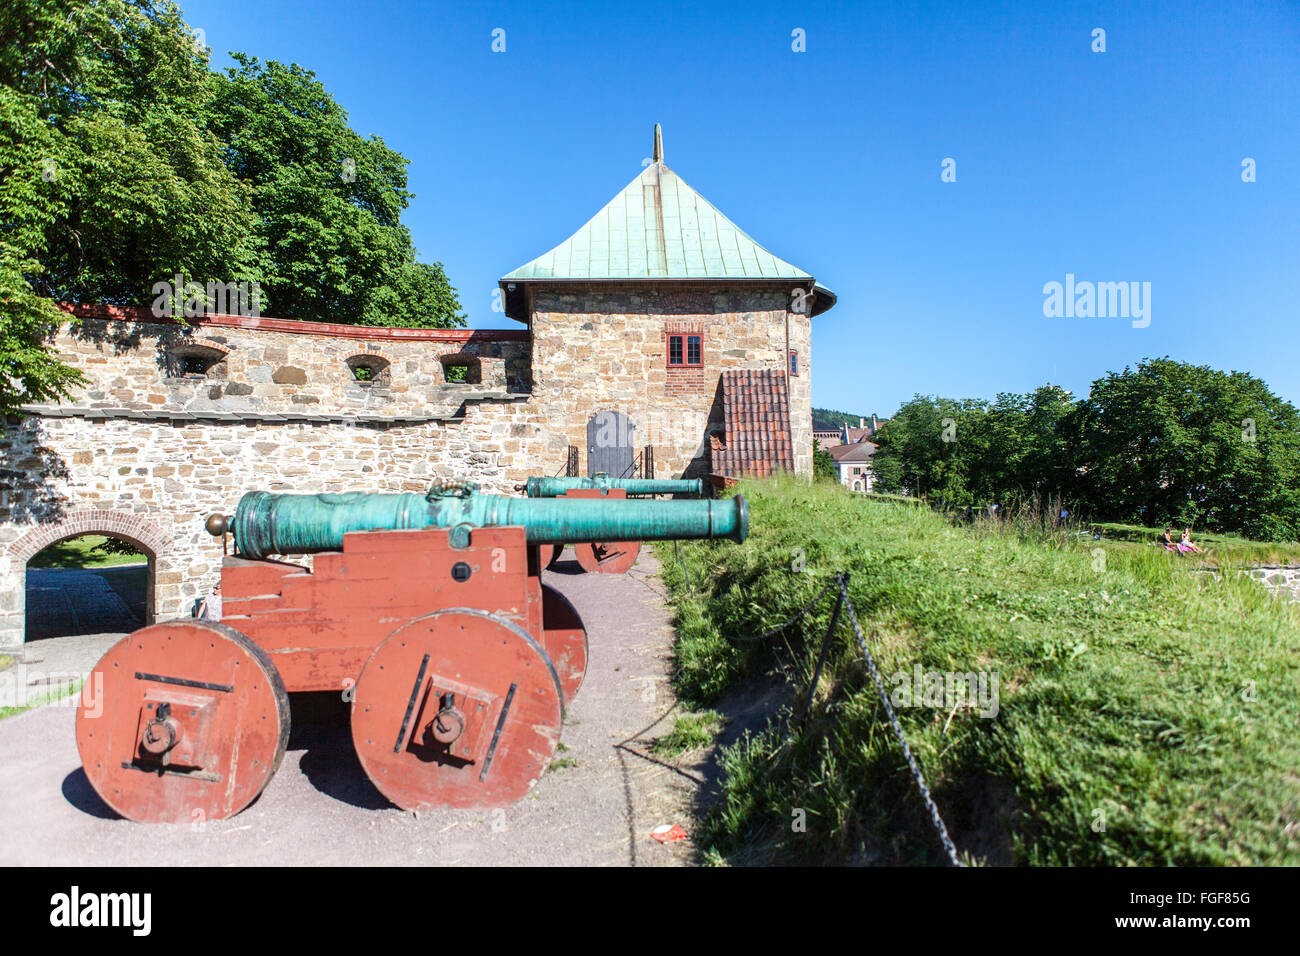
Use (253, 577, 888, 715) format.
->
(527, 284, 813, 480)
(0, 310, 540, 649)
(41, 307, 532, 417)
(1, 292, 815, 649)
(0, 410, 549, 644)
(1243, 566, 1300, 603)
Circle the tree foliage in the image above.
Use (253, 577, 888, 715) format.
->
(869, 361, 1300, 540)
(812, 407, 876, 432)
(1075, 358, 1300, 540)
(812, 438, 835, 481)
(0, 0, 463, 414)
(203, 56, 465, 328)
(869, 395, 985, 502)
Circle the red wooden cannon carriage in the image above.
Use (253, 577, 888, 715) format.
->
(73, 483, 745, 823)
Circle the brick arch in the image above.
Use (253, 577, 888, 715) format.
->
(345, 352, 392, 385)
(7, 511, 168, 564)
(345, 350, 391, 366)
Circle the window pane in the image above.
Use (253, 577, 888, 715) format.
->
(668, 335, 683, 365)
(790, 351, 798, 375)
(687, 335, 701, 365)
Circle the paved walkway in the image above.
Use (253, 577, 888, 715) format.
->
(24, 566, 145, 640)
(0, 549, 700, 866)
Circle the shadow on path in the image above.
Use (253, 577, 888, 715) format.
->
(26, 567, 145, 641)
(290, 692, 393, 811)
(61, 767, 120, 820)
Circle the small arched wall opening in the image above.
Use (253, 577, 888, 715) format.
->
(6, 512, 167, 647)
(346, 353, 392, 386)
(163, 343, 231, 381)
(439, 353, 481, 385)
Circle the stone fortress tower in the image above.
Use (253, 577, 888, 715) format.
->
(0, 126, 835, 649)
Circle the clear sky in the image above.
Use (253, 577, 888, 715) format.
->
(181, 0, 1300, 415)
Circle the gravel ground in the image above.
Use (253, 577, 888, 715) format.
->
(0, 549, 702, 866)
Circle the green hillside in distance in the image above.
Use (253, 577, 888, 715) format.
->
(813, 408, 877, 432)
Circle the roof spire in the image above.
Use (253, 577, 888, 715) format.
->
(652, 123, 663, 164)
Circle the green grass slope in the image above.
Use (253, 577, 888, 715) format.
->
(657, 476, 1300, 865)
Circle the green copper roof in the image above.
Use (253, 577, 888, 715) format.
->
(502, 126, 816, 284)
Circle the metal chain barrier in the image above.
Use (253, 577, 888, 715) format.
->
(838, 576, 963, 867)
(706, 566, 962, 866)
(722, 576, 840, 644)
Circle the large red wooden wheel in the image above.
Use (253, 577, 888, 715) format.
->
(75, 620, 290, 824)
(537, 543, 561, 569)
(573, 539, 641, 574)
(350, 608, 563, 810)
(540, 583, 588, 703)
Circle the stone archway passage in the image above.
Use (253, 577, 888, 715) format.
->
(8, 511, 167, 643)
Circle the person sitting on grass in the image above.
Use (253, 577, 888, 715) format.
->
(1162, 528, 1180, 553)
(1181, 528, 1206, 554)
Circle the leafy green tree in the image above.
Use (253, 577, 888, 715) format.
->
(0, 84, 84, 407)
(870, 395, 985, 503)
(203, 55, 465, 328)
(0, 0, 266, 411)
(1075, 358, 1300, 539)
(965, 385, 1079, 504)
(864, 448, 902, 493)
(812, 439, 835, 481)
(0, 1, 465, 414)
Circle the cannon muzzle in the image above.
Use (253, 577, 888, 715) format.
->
(518, 475, 704, 498)
(211, 485, 747, 559)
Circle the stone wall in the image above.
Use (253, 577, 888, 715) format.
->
(1, 292, 814, 649)
(38, 306, 532, 418)
(0, 309, 540, 648)
(1243, 566, 1300, 603)
(0, 409, 545, 642)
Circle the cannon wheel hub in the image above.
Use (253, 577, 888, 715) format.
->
(351, 608, 563, 810)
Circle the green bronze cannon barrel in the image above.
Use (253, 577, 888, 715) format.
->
(219, 488, 746, 559)
(519, 476, 704, 498)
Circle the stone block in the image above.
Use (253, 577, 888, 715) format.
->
(272, 366, 308, 385)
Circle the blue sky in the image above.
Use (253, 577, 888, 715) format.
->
(183, 0, 1300, 415)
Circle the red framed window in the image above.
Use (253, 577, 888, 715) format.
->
(667, 333, 703, 368)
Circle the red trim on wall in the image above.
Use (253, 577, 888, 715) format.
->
(57, 303, 529, 343)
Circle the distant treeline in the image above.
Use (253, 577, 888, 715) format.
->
(868, 357, 1300, 541)
(812, 408, 877, 432)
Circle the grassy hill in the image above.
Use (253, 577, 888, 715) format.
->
(657, 476, 1300, 865)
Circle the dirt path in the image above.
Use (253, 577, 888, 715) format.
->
(0, 550, 701, 866)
